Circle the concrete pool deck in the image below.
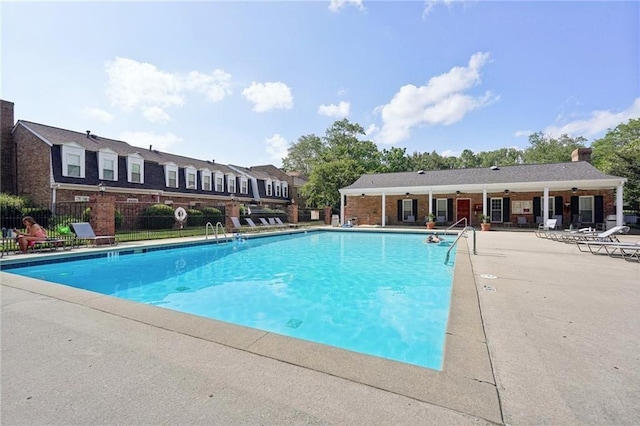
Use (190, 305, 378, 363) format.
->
(1, 228, 639, 424)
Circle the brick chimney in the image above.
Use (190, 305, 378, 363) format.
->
(571, 147, 592, 163)
(0, 99, 16, 193)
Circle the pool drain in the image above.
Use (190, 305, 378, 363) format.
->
(286, 319, 303, 328)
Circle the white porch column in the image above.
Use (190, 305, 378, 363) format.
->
(616, 183, 624, 226)
(382, 193, 387, 227)
(482, 187, 488, 216)
(428, 189, 433, 217)
(543, 187, 550, 223)
(340, 194, 345, 226)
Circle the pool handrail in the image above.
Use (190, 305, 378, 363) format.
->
(447, 217, 467, 231)
(445, 226, 476, 264)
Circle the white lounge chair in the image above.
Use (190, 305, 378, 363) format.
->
(534, 218, 558, 238)
(563, 225, 629, 243)
(70, 222, 116, 247)
(230, 217, 242, 231)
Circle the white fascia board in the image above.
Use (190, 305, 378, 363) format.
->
(342, 178, 626, 196)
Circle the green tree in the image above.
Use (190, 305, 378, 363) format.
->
(591, 118, 640, 209)
(300, 159, 363, 208)
(282, 134, 324, 176)
(523, 132, 587, 163)
(378, 147, 410, 173)
(300, 119, 381, 208)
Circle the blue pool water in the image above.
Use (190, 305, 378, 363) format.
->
(4, 230, 455, 370)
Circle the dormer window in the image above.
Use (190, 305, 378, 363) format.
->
(185, 166, 197, 190)
(274, 180, 281, 197)
(265, 180, 273, 197)
(127, 153, 144, 184)
(240, 177, 248, 194)
(98, 148, 118, 181)
(61, 142, 85, 178)
(227, 173, 236, 193)
(214, 172, 224, 192)
(164, 162, 179, 188)
(282, 183, 289, 198)
(200, 169, 212, 191)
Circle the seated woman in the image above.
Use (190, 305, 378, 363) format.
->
(14, 216, 47, 253)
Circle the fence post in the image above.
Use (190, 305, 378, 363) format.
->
(90, 195, 115, 239)
(288, 203, 299, 224)
(324, 206, 332, 225)
(225, 201, 239, 230)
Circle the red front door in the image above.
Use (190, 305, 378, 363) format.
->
(456, 199, 471, 225)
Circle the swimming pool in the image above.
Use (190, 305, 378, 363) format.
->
(3, 230, 455, 370)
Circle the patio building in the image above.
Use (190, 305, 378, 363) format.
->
(339, 150, 626, 230)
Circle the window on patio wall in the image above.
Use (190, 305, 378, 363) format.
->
(579, 196, 594, 222)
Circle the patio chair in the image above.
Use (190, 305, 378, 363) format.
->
(436, 216, 446, 225)
(245, 218, 260, 229)
(575, 240, 640, 258)
(70, 222, 116, 247)
(516, 217, 529, 228)
(569, 225, 629, 243)
(230, 216, 242, 231)
(259, 218, 275, 227)
(275, 217, 296, 228)
(534, 218, 558, 238)
(31, 237, 68, 252)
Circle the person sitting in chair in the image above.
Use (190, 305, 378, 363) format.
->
(14, 216, 47, 253)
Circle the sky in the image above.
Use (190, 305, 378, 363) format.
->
(2, 1, 639, 169)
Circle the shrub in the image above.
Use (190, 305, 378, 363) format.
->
(186, 208, 204, 227)
(201, 207, 223, 225)
(140, 204, 175, 229)
(0, 193, 25, 229)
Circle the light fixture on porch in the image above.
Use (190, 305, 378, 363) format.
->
(571, 187, 578, 193)
(504, 189, 510, 195)
(405, 192, 410, 197)
(98, 182, 106, 196)
(361, 193, 365, 198)
(564, 202, 571, 208)
(456, 190, 460, 196)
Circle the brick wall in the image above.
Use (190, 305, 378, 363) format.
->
(0, 100, 16, 193)
(90, 196, 115, 238)
(13, 125, 52, 205)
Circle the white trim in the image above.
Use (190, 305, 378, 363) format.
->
(61, 142, 85, 178)
(184, 165, 197, 190)
(98, 148, 118, 181)
(164, 162, 179, 188)
(200, 168, 212, 191)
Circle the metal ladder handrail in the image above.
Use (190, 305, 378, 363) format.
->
(205, 222, 215, 240)
(445, 225, 476, 264)
(447, 217, 467, 232)
(215, 222, 225, 243)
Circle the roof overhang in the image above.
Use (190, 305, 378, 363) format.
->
(340, 178, 627, 197)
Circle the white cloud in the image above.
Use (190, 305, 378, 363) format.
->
(265, 133, 289, 163)
(142, 106, 171, 124)
(364, 123, 378, 136)
(329, 0, 364, 13)
(440, 149, 459, 158)
(318, 101, 350, 118)
(119, 131, 184, 154)
(105, 57, 232, 122)
(82, 107, 114, 123)
(544, 98, 640, 138)
(376, 52, 498, 144)
(514, 130, 532, 138)
(242, 82, 293, 113)
(422, 0, 467, 18)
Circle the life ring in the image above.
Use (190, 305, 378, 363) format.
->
(174, 207, 188, 222)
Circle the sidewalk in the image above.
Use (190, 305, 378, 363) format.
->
(1, 231, 639, 425)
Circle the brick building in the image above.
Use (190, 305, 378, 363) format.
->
(0, 99, 293, 211)
(340, 151, 627, 229)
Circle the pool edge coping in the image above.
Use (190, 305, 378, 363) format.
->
(0, 230, 501, 423)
